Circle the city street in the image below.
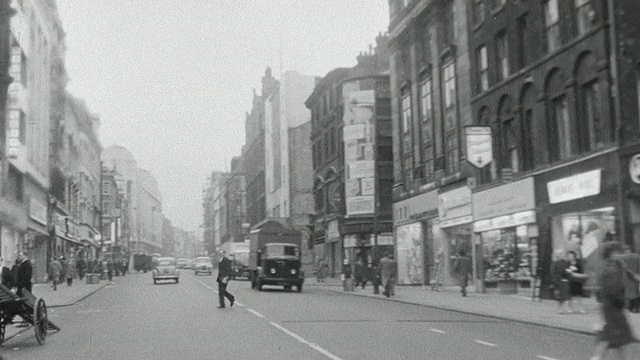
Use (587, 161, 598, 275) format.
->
(2, 272, 615, 360)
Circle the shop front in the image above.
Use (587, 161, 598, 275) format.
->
(393, 190, 438, 285)
(435, 186, 473, 286)
(343, 232, 393, 274)
(535, 152, 619, 294)
(472, 178, 538, 295)
(325, 219, 341, 277)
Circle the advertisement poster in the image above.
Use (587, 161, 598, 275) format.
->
(396, 223, 424, 285)
(342, 80, 376, 217)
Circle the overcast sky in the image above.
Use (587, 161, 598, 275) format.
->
(56, 0, 389, 233)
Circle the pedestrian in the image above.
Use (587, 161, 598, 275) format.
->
(454, 249, 472, 297)
(591, 242, 638, 360)
(566, 250, 588, 313)
(354, 258, 366, 289)
(372, 259, 381, 295)
(379, 252, 397, 298)
(216, 250, 235, 308)
(1, 257, 13, 288)
(66, 256, 76, 286)
(552, 249, 572, 314)
(60, 256, 68, 284)
(616, 245, 640, 313)
(13, 252, 33, 297)
(76, 257, 86, 281)
(432, 250, 445, 291)
(49, 257, 62, 291)
(107, 258, 114, 282)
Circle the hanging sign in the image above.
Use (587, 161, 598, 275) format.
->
(465, 126, 493, 168)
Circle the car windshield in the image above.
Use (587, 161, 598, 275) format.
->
(266, 245, 298, 257)
(157, 259, 175, 266)
(196, 258, 211, 264)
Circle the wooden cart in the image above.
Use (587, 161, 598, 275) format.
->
(0, 284, 60, 346)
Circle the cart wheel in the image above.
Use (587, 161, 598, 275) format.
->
(34, 298, 48, 345)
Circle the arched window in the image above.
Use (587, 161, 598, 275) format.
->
(477, 106, 495, 184)
(575, 52, 608, 151)
(546, 69, 573, 161)
(499, 96, 519, 173)
(520, 83, 536, 171)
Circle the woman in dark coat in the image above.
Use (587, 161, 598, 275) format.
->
(592, 242, 637, 360)
(552, 249, 571, 313)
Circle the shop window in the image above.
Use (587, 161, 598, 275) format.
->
(544, 0, 561, 53)
(476, 46, 489, 93)
(495, 30, 509, 82)
(575, 0, 595, 36)
(481, 227, 535, 286)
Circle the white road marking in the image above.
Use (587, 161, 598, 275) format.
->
(247, 309, 266, 318)
(269, 321, 343, 360)
(429, 328, 447, 334)
(235, 301, 245, 307)
(536, 356, 559, 360)
(474, 340, 498, 347)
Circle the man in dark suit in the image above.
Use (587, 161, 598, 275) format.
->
(14, 251, 33, 297)
(217, 251, 235, 308)
(379, 252, 397, 298)
(454, 249, 473, 297)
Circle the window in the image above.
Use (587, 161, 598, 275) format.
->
(503, 120, 519, 173)
(443, 63, 457, 108)
(517, 14, 528, 69)
(420, 80, 434, 180)
(445, 0, 455, 45)
(473, 0, 485, 25)
(583, 81, 604, 149)
(102, 181, 110, 195)
(496, 31, 509, 82)
(544, 0, 561, 52)
(493, 0, 506, 9)
(477, 46, 489, 92)
(402, 93, 412, 133)
(522, 109, 535, 171)
(552, 95, 572, 160)
(575, 0, 594, 36)
(19, 111, 26, 144)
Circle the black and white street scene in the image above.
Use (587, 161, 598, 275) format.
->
(4, 1, 640, 359)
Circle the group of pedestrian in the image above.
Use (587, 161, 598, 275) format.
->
(48, 255, 77, 291)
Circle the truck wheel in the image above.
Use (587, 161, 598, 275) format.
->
(297, 284, 303, 293)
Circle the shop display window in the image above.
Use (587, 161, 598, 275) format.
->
(482, 228, 534, 283)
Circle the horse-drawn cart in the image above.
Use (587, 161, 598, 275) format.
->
(0, 284, 60, 346)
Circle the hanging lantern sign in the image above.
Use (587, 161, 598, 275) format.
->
(465, 126, 493, 169)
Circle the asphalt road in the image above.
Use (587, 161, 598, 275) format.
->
(2, 271, 635, 360)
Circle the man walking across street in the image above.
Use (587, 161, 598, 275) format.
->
(379, 252, 397, 298)
(217, 250, 235, 308)
(454, 249, 473, 297)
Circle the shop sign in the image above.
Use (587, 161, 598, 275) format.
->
(326, 220, 340, 243)
(65, 218, 79, 239)
(439, 215, 473, 229)
(346, 196, 375, 215)
(438, 187, 472, 224)
(348, 161, 374, 179)
(465, 126, 492, 168)
(29, 198, 47, 226)
(473, 210, 536, 233)
(547, 169, 601, 204)
(370, 233, 394, 246)
(393, 190, 438, 226)
(629, 154, 640, 184)
(472, 178, 535, 221)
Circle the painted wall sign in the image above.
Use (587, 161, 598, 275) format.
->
(346, 196, 375, 215)
(472, 177, 535, 221)
(465, 126, 493, 168)
(547, 169, 601, 204)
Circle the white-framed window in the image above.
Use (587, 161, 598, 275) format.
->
(477, 46, 489, 92)
(402, 93, 412, 133)
(575, 0, 594, 36)
(443, 63, 457, 108)
(544, 0, 561, 52)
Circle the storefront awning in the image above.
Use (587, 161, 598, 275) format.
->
(55, 230, 85, 246)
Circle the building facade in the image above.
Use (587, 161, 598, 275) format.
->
(307, 34, 393, 278)
(389, 0, 474, 286)
(223, 156, 247, 244)
(137, 169, 163, 254)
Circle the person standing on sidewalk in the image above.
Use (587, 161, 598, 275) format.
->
(616, 245, 640, 313)
(76, 257, 86, 281)
(454, 249, 472, 297)
(49, 257, 62, 291)
(66, 256, 76, 286)
(591, 242, 637, 360)
(217, 251, 235, 308)
(566, 251, 588, 313)
(13, 252, 32, 297)
(379, 252, 397, 298)
(552, 249, 571, 314)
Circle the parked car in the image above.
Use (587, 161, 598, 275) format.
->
(194, 256, 213, 275)
(176, 258, 188, 269)
(152, 257, 180, 284)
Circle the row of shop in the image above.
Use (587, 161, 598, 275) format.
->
(392, 150, 628, 296)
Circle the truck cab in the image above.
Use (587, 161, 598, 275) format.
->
(248, 220, 304, 292)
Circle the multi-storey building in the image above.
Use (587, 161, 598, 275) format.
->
(100, 167, 123, 251)
(138, 169, 163, 254)
(307, 34, 393, 278)
(223, 156, 247, 244)
(161, 217, 174, 256)
(244, 68, 278, 227)
(389, 0, 474, 287)
(265, 70, 318, 275)
(202, 171, 229, 254)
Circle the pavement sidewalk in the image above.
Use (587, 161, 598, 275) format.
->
(3, 275, 114, 344)
(308, 276, 640, 336)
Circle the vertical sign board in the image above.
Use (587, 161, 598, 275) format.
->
(465, 126, 492, 169)
(343, 80, 376, 216)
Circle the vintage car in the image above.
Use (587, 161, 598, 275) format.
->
(152, 257, 180, 284)
(176, 258, 188, 269)
(194, 256, 213, 275)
